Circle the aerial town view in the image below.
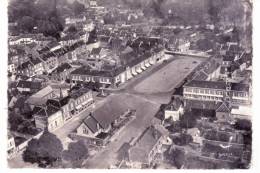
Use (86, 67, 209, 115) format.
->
(7, 0, 252, 169)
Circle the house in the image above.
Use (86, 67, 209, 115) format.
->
(40, 53, 59, 73)
(9, 36, 35, 45)
(90, 47, 107, 59)
(47, 41, 62, 52)
(65, 16, 87, 25)
(46, 96, 75, 121)
(59, 34, 80, 46)
(16, 80, 42, 93)
(178, 39, 190, 52)
(49, 63, 74, 81)
(76, 115, 101, 138)
(8, 62, 16, 74)
(128, 126, 164, 168)
(222, 55, 235, 67)
(69, 87, 94, 114)
(215, 101, 232, 122)
(183, 80, 250, 105)
(16, 57, 45, 77)
(26, 85, 58, 109)
(164, 98, 183, 121)
(231, 105, 252, 120)
(192, 58, 221, 81)
(7, 132, 16, 158)
(33, 105, 63, 132)
(76, 99, 129, 138)
(90, 0, 97, 7)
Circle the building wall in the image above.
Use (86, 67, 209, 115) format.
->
(7, 137, 16, 155)
(48, 111, 63, 132)
(34, 116, 48, 130)
(183, 86, 250, 105)
(165, 109, 181, 121)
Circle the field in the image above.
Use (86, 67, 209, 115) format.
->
(134, 56, 205, 94)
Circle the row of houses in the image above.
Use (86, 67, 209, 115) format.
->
(70, 47, 165, 87)
(183, 80, 251, 105)
(33, 87, 94, 132)
(16, 40, 87, 77)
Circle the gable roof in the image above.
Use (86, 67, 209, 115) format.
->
(216, 102, 231, 113)
(17, 80, 42, 89)
(34, 105, 60, 117)
(82, 115, 99, 134)
(129, 126, 162, 163)
(91, 47, 102, 55)
(92, 99, 127, 129)
(52, 63, 72, 74)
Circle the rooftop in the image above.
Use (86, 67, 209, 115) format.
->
(92, 98, 128, 129)
(34, 105, 60, 117)
(52, 63, 72, 74)
(129, 126, 162, 163)
(82, 115, 99, 134)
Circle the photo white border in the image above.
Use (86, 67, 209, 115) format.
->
(0, 0, 259, 173)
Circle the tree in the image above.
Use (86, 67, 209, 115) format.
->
(18, 16, 35, 32)
(67, 25, 78, 33)
(22, 130, 63, 167)
(165, 148, 186, 169)
(72, 1, 85, 15)
(180, 112, 196, 129)
(171, 133, 193, 146)
(62, 140, 88, 168)
(8, 111, 24, 131)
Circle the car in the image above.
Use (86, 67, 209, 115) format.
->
(193, 61, 197, 64)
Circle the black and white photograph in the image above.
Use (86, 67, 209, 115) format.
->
(2, 0, 257, 170)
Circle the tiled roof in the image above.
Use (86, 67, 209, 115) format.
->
(91, 47, 102, 55)
(184, 80, 226, 90)
(71, 66, 126, 78)
(47, 96, 71, 108)
(17, 80, 42, 89)
(92, 99, 127, 129)
(223, 55, 235, 62)
(83, 115, 99, 134)
(231, 83, 249, 92)
(216, 102, 231, 113)
(35, 105, 60, 117)
(52, 63, 72, 74)
(129, 126, 162, 163)
(185, 100, 222, 110)
(192, 70, 208, 81)
(70, 87, 91, 99)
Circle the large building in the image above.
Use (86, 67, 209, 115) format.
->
(183, 80, 251, 105)
(70, 47, 165, 87)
